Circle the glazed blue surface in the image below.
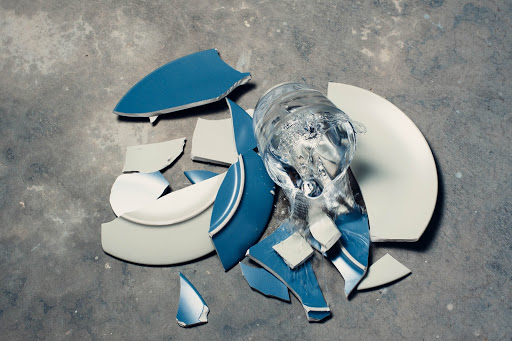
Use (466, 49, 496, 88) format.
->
(114, 49, 251, 116)
(246, 221, 330, 322)
(210, 150, 275, 271)
(239, 262, 290, 302)
(184, 170, 219, 184)
(209, 158, 244, 235)
(227, 98, 257, 154)
(324, 208, 370, 296)
(176, 273, 209, 327)
(335, 209, 370, 267)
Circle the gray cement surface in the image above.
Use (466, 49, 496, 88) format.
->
(1, 0, 511, 340)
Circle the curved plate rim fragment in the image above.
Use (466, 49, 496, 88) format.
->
(209, 155, 245, 236)
(210, 150, 275, 271)
(122, 173, 225, 226)
(327, 82, 438, 242)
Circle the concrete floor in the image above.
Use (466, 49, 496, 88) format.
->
(1, 0, 511, 340)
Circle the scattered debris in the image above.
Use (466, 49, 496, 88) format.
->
(327, 82, 438, 242)
(177, 273, 209, 327)
(123, 138, 185, 173)
(210, 150, 275, 271)
(109, 172, 169, 216)
(240, 262, 290, 302)
(272, 232, 314, 270)
(247, 222, 330, 322)
(357, 253, 411, 290)
(102, 52, 436, 324)
(114, 49, 251, 119)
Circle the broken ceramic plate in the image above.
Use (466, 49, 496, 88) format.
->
(177, 273, 209, 327)
(272, 232, 314, 269)
(226, 98, 257, 155)
(209, 150, 275, 271)
(123, 137, 185, 173)
(327, 83, 438, 242)
(323, 208, 370, 296)
(109, 171, 169, 216)
(191, 118, 238, 166)
(357, 253, 411, 290)
(101, 173, 225, 265)
(114, 49, 251, 118)
(240, 262, 290, 302)
(246, 221, 330, 322)
(184, 170, 219, 184)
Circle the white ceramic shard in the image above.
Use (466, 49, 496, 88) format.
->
(122, 173, 225, 226)
(123, 137, 186, 173)
(101, 173, 226, 265)
(176, 273, 209, 327)
(191, 118, 238, 166)
(246, 108, 254, 117)
(308, 213, 341, 252)
(272, 232, 314, 269)
(357, 253, 411, 290)
(149, 116, 158, 124)
(109, 172, 169, 217)
(101, 205, 215, 265)
(327, 83, 438, 242)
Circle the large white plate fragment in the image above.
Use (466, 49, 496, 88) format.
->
(123, 137, 185, 173)
(357, 253, 411, 290)
(327, 83, 438, 242)
(101, 173, 225, 265)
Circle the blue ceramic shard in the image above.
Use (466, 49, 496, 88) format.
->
(226, 98, 257, 154)
(176, 273, 209, 328)
(239, 262, 290, 302)
(114, 49, 251, 117)
(246, 221, 331, 322)
(325, 208, 370, 296)
(209, 155, 245, 236)
(209, 150, 275, 271)
(184, 170, 219, 184)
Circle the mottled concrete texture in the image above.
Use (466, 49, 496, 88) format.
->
(1, 0, 510, 340)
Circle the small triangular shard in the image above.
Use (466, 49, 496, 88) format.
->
(176, 273, 209, 328)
